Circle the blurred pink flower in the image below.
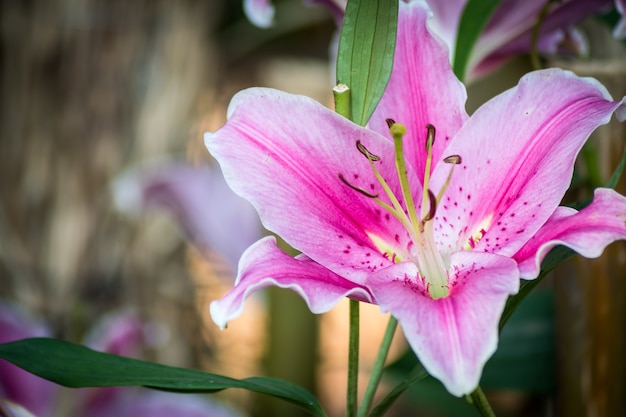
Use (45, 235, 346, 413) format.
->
(243, 0, 275, 28)
(0, 304, 55, 417)
(114, 163, 262, 270)
(244, 0, 625, 80)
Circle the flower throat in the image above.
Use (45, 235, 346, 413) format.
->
(340, 121, 461, 299)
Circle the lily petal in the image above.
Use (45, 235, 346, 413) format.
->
(89, 391, 245, 417)
(210, 237, 374, 329)
(515, 188, 626, 279)
(431, 69, 626, 257)
(471, 0, 612, 73)
(367, 251, 519, 396)
(243, 0, 274, 28)
(0, 401, 37, 417)
(422, 0, 466, 54)
(84, 311, 146, 357)
(206, 88, 420, 282)
(114, 164, 261, 270)
(616, 0, 626, 39)
(369, 0, 468, 182)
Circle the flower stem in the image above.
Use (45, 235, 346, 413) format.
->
(530, 0, 556, 70)
(333, 83, 352, 121)
(469, 386, 497, 417)
(357, 315, 398, 417)
(347, 299, 360, 417)
(334, 82, 361, 417)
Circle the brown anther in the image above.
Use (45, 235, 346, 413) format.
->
(422, 189, 437, 222)
(338, 173, 379, 198)
(443, 155, 462, 164)
(356, 141, 381, 161)
(426, 124, 436, 151)
(385, 118, 396, 129)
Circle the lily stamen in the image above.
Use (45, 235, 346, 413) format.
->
(425, 123, 436, 151)
(356, 140, 381, 161)
(340, 141, 417, 236)
(436, 154, 462, 204)
(341, 122, 460, 300)
(353, 141, 415, 229)
(421, 124, 436, 220)
(422, 189, 437, 223)
(338, 173, 379, 198)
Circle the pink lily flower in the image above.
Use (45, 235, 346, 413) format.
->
(243, 0, 624, 80)
(207, 1, 626, 396)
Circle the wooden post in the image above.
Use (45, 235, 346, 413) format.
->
(552, 58, 626, 417)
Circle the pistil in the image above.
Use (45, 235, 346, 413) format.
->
(340, 121, 462, 300)
(388, 121, 450, 299)
(388, 120, 420, 231)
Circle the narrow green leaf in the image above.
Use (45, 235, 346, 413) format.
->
(0, 338, 326, 417)
(369, 363, 427, 417)
(336, 0, 398, 126)
(453, 0, 501, 81)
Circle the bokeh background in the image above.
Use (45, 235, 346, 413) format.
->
(1, 1, 625, 416)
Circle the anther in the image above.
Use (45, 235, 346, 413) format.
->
(436, 155, 462, 204)
(356, 141, 381, 161)
(443, 155, 462, 164)
(422, 190, 437, 222)
(426, 124, 436, 152)
(338, 173, 378, 198)
(385, 118, 396, 129)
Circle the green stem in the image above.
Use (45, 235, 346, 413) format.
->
(469, 386, 497, 417)
(333, 84, 351, 121)
(530, 0, 556, 70)
(357, 316, 398, 417)
(347, 299, 360, 417)
(334, 82, 361, 417)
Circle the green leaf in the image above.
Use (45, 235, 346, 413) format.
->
(370, 363, 427, 417)
(336, 0, 398, 126)
(452, 0, 502, 81)
(0, 338, 326, 417)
